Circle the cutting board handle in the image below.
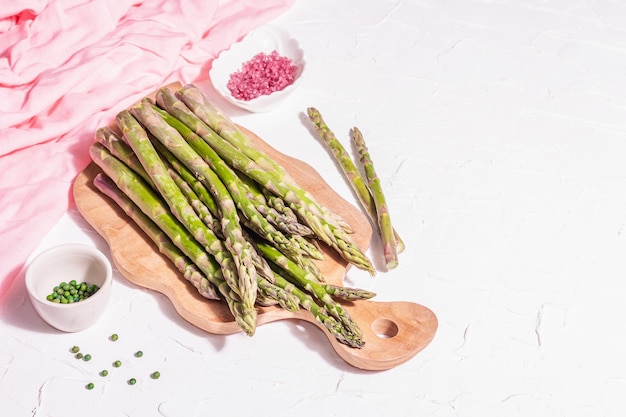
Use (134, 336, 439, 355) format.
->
(318, 299, 438, 371)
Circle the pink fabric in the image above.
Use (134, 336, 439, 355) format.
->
(0, 0, 294, 299)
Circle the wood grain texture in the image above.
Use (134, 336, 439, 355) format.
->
(72, 84, 437, 370)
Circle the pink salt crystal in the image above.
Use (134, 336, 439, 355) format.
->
(227, 50, 298, 101)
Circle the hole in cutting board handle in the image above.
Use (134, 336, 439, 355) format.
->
(371, 317, 399, 339)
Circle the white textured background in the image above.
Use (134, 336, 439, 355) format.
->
(3, 1, 626, 416)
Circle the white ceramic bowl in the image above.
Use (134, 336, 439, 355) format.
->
(25, 243, 112, 332)
(210, 25, 305, 112)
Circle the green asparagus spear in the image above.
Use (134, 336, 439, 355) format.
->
(351, 127, 399, 270)
(95, 126, 153, 186)
(321, 284, 376, 301)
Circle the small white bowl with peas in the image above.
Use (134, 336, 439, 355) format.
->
(25, 243, 112, 332)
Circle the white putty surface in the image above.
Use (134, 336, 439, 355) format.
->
(3, 1, 626, 415)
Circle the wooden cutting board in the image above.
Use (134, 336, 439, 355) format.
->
(72, 86, 437, 371)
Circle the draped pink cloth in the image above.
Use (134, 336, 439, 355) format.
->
(0, 0, 295, 299)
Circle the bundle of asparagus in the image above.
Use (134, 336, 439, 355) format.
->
(306, 108, 405, 270)
(89, 84, 376, 348)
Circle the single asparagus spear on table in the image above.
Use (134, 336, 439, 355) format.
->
(351, 126, 399, 270)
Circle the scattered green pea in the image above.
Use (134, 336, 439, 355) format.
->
(68, 335, 160, 389)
